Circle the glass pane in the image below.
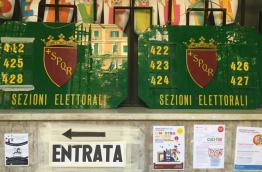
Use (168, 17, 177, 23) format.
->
(134, 9, 151, 34)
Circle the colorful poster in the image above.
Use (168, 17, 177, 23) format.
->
(0, 0, 15, 19)
(103, 0, 129, 24)
(193, 125, 225, 169)
(186, 0, 204, 25)
(20, 0, 40, 21)
(96, 0, 103, 23)
(135, 0, 157, 25)
(234, 127, 262, 171)
(158, 0, 169, 25)
(114, 8, 130, 31)
(5, 133, 29, 166)
(77, 0, 94, 23)
(153, 126, 185, 170)
(212, 0, 238, 25)
(134, 9, 151, 34)
(43, 0, 74, 23)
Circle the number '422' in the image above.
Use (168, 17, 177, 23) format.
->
(150, 45, 169, 56)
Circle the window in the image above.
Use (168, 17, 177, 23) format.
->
(123, 45, 128, 53)
(113, 44, 118, 53)
(111, 31, 119, 38)
(94, 31, 99, 38)
(94, 43, 98, 54)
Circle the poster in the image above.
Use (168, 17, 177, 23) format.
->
(20, 0, 40, 21)
(134, 9, 151, 34)
(135, 0, 157, 25)
(77, 0, 94, 23)
(153, 126, 185, 170)
(43, 0, 74, 23)
(234, 127, 262, 171)
(103, 0, 130, 24)
(114, 8, 130, 31)
(186, 0, 204, 25)
(212, 0, 238, 25)
(193, 125, 225, 169)
(5, 133, 29, 166)
(0, 0, 15, 19)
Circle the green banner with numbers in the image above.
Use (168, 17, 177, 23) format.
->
(0, 22, 128, 109)
(138, 26, 262, 109)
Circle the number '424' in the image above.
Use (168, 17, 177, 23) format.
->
(150, 75, 170, 86)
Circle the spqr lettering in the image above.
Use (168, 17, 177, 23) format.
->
(193, 54, 214, 76)
(46, 49, 72, 76)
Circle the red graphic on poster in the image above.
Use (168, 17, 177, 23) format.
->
(253, 134, 262, 146)
(171, 0, 180, 25)
(218, 126, 224, 132)
(0, 0, 12, 13)
(44, 0, 73, 23)
(44, 46, 77, 87)
(105, 0, 123, 24)
(114, 8, 130, 31)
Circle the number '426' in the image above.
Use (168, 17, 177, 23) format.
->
(230, 61, 249, 71)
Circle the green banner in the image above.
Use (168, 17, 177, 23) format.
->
(0, 22, 128, 109)
(138, 26, 262, 109)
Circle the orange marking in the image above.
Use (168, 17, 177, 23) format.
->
(219, 0, 233, 22)
(46, 0, 72, 23)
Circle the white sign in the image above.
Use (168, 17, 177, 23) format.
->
(4, 133, 29, 166)
(50, 142, 126, 167)
(153, 126, 185, 170)
(234, 127, 262, 171)
(193, 125, 225, 169)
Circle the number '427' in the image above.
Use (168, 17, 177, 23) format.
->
(230, 76, 249, 86)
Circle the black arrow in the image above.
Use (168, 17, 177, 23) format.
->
(62, 129, 106, 139)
